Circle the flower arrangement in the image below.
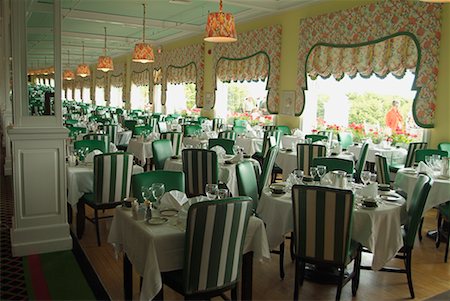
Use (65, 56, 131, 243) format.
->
(389, 130, 417, 145)
(226, 112, 273, 126)
(348, 122, 365, 142)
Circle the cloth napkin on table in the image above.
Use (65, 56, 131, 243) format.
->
(210, 146, 226, 158)
(356, 183, 378, 199)
(292, 129, 304, 137)
(245, 130, 257, 138)
(84, 149, 103, 163)
(417, 161, 434, 176)
(159, 190, 188, 211)
(229, 152, 243, 164)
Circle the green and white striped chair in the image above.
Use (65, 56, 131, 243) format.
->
(182, 149, 219, 197)
(414, 149, 448, 163)
(74, 139, 108, 154)
(83, 134, 110, 152)
(253, 130, 281, 165)
(375, 154, 390, 185)
(76, 152, 134, 246)
(296, 143, 327, 176)
(438, 142, 450, 153)
(157, 121, 169, 134)
(212, 118, 224, 131)
(123, 119, 138, 132)
(258, 146, 279, 196)
(160, 132, 183, 156)
(161, 197, 252, 300)
(218, 130, 237, 141)
(263, 125, 277, 131)
(390, 142, 427, 172)
(103, 124, 118, 145)
(354, 142, 369, 183)
(292, 185, 362, 300)
(131, 170, 185, 203)
(312, 157, 354, 175)
(305, 134, 328, 143)
(276, 125, 291, 136)
(208, 138, 235, 155)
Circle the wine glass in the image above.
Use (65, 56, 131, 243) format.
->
(369, 173, 377, 184)
(310, 167, 318, 184)
(233, 145, 240, 155)
(361, 171, 371, 186)
(205, 184, 219, 200)
(218, 188, 229, 200)
(317, 165, 327, 184)
(425, 155, 432, 167)
(293, 169, 304, 184)
(141, 186, 152, 204)
(151, 183, 165, 209)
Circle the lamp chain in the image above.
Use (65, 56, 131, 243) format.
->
(219, 0, 223, 12)
(82, 41, 85, 64)
(143, 3, 146, 43)
(104, 27, 107, 56)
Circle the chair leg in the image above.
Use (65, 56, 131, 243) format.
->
(67, 203, 73, 224)
(76, 200, 86, 239)
(94, 209, 101, 246)
(445, 221, 449, 263)
(418, 217, 424, 241)
(405, 250, 415, 299)
(436, 213, 443, 248)
(279, 241, 285, 279)
(294, 259, 300, 301)
(335, 268, 345, 301)
(231, 286, 238, 301)
(289, 232, 295, 261)
(352, 247, 362, 296)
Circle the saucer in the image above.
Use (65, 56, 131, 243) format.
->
(160, 209, 178, 217)
(147, 217, 168, 225)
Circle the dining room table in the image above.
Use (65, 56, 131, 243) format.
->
(347, 143, 407, 165)
(108, 199, 270, 301)
(235, 136, 263, 155)
(257, 182, 407, 271)
(126, 135, 160, 166)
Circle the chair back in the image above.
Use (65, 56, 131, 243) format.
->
(117, 130, 132, 146)
(312, 157, 354, 175)
(161, 131, 184, 156)
(103, 124, 118, 144)
(233, 119, 247, 127)
(305, 134, 328, 143)
(404, 174, 432, 248)
(318, 130, 333, 142)
(74, 139, 108, 153)
(183, 197, 252, 295)
(438, 142, 450, 153)
(232, 126, 246, 135)
(292, 185, 354, 265)
(152, 140, 173, 170)
(133, 125, 153, 136)
(337, 132, 354, 150)
(184, 125, 202, 137)
(149, 117, 159, 128)
(83, 134, 110, 152)
(258, 146, 279, 195)
(414, 149, 448, 163)
(208, 138, 235, 155)
(158, 121, 168, 134)
(218, 130, 237, 141)
(212, 118, 224, 131)
(93, 153, 134, 204)
(131, 170, 185, 203)
(123, 119, 138, 132)
(182, 149, 219, 197)
(65, 119, 78, 126)
(375, 154, 390, 185)
(354, 142, 369, 183)
(296, 143, 327, 176)
(263, 125, 277, 131)
(276, 125, 291, 136)
(236, 161, 259, 211)
(261, 130, 281, 157)
(68, 126, 87, 138)
(405, 142, 427, 168)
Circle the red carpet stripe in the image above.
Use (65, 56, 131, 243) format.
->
(28, 254, 52, 300)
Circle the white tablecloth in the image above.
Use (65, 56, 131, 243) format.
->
(127, 138, 159, 165)
(182, 137, 208, 148)
(394, 168, 450, 213)
(257, 187, 406, 270)
(235, 137, 263, 155)
(108, 207, 270, 301)
(66, 164, 144, 207)
(347, 144, 407, 165)
(281, 135, 304, 149)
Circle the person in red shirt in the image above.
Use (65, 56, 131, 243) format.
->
(385, 100, 404, 131)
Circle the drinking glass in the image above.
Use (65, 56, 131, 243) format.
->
(310, 167, 318, 183)
(317, 165, 327, 183)
(151, 183, 165, 209)
(141, 186, 152, 203)
(369, 173, 377, 184)
(217, 188, 229, 200)
(205, 184, 219, 200)
(361, 171, 371, 186)
(233, 145, 240, 155)
(425, 155, 432, 167)
(293, 169, 304, 184)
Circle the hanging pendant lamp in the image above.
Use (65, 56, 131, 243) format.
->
(132, 3, 154, 63)
(77, 41, 91, 77)
(97, 27, 114, 72)
(204, 0, 237, 43)
(63, 50, 75, 80)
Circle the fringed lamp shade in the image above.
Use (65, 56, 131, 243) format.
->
(63, 69, 75, 80)
(204, 0, 237, 43)
(97, 55, 114, 72)
(132, 43, 155, 63)
(76, 63, 90, 77)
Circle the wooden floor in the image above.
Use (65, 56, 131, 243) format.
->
(75, 207, 450, 301)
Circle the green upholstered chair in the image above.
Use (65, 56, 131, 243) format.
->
(149, 117, 159, 129)
(438, 142, 450, 153)
(197, 116, 209, 124)
(160, 197, 252, 300)
(232, 125, 247, 135)
(212, 118, 224, 131)
(260, 130, 282, 157)
(375, 154, 390, 185)
(76, 153, 134, 246)
(123, 119, 138, 132)
(233, 119, 247, 127)
(436, 201, 450, 262)
(257, 146, 279, 196)
(74, 139, 108, 154)
(218, 130, 237, 141)
(64, 119, 79, 126)
(133, 125, 153, 136)
(292, 185, 361, 300)
(318, 130, 334, 142)
(131, 170, 185, 203)
(305, 134, 328, 143)
(276, 125, 291, 136)
(363, 174, 432, 298)
(160, 132, 183, 156)
(184, 124, 202, 137)
(152, 140, 173, 170)
(414, 149, 448, 163)
(83, 134, 110, 152)
(236, 161, 259, 211)
(164, 116, 175, 123)
(67, 126, 87, 138)
(208, 138, 235, 155)
(354, 142, 369, 183)
(296, 143, 327, 176)
(263, 125, 277, 131)
(103, 124, 118, 145)
(337, 132, 354, 150)
(157, 121, 168, 134)
(182, 149, 218, 197)
(390, 142, 427, 172)
(312, 157, 354, 175)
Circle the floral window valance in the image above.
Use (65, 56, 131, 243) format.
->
(216, 52, 269, 83)
(110, 73, 124, 88)
(131, 70, 150, 86)
(95, 76, 106, 88)
(154, 69, 162, 85)
(307, 34, 418, 81)
(82, 77, 90, 88)
(167, 63, 196, 85)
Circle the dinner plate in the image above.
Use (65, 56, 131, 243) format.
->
(147, 217, 168, 225)
(402, 168, 417, 175)
(159, 209, 178, 217)
(380, 195, 401, 202)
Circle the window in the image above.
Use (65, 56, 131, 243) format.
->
(61, 89, 66, 100)
(130, 83, 148, 110)
(66, 88, 73, 100)
(95, 87, 105, 106)
(74, 88, 82, 101)
(110, 86, 123, 108)
(50, 78, 54, 87)
(82, 87, 91, 103)
(153, 84, 162, 113)
(166, 83, 197, 116)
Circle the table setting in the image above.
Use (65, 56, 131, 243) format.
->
(347, 143, 407, 165)
(126, 132, 160, 165)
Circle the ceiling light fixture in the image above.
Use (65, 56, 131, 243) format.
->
(97, 27, 114, 72)
(76, 41, 91, 78)
(132, 3, 155, 63)
(204, 0, 237, 43)
(63, 50, 75, 80)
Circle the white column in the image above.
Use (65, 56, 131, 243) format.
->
(8, 0, 71, 256)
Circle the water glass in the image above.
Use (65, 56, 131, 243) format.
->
(141, 186, 152, 203)
(205, 184, 219, 200)
(317, 165, 327, 183)
(293, 169, 304, 184)
(217, 188, 229, 200)
(425, 155, 432, 167)
(310, 167, 318, 183)
(369, 173, 377, 184)
(361, 171, 371, 186)
(151, 183, 165, 209)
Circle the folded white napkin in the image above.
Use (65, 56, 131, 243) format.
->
(210, 145, 226, 157)
(84, 149, 103, 163)
(320, 172, 334, 186)
(356, 183, 378, 199)
(229, 152, 243, 164)
(245, 130, 257, 138)
(417, 161, 433, 176)
(292, 129, 304, 137)
(148, 132, 160, 140)
(159, 190, 188, 211)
